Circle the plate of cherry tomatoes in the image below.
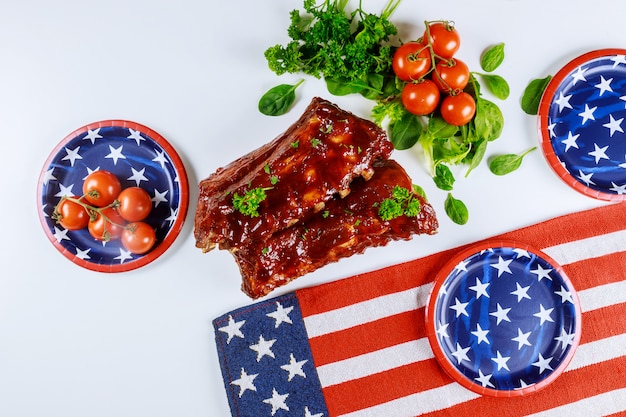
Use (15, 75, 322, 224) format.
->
(38, 120, 189, 272)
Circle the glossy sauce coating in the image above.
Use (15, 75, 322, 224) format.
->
(194, 97, 393, 252)
(233, 159, 439, 299)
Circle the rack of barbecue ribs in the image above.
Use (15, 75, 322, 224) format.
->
(232, 159, 438, 299)
(194, 97, 438, 298)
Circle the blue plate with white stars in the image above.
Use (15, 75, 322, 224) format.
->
(425, 240, 581, 397)
(37, 120, 189, 272)
(539, 48, 626, 201)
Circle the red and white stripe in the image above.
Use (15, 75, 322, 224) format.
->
(295, 203, 626, 417)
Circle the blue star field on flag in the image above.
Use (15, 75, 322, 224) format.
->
(214, 292, 328, 417)
(546, 52, 626, 196)
(430, 245, 580, 393)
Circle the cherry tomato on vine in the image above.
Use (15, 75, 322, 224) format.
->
(440, 92, 476, 126)
(401, 79, 441, 116)
(117, 187, 153, 222)
(424, 22, 460, 59)
(433, 58, 470, 93)
(88, 207, 126, 241)
(121, 222, 156, 254)
(54, 197, 90, 230)
(392, 42, 432, 82)
(83, 170, 122, 207)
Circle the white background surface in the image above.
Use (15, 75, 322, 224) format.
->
(0, 0, 622, 416)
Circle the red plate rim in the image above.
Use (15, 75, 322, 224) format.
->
(537, 48, 626, 202)
(37, 120, 190, 273)
(424, 239, 582, 397)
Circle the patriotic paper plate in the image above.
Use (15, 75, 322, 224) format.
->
(37, 120, 189, 272)
(538, 48, 626, 201)
(425, 240, 581, 397)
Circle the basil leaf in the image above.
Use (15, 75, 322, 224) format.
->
(474, 98, 504, 142)
(433, 164, 455, 191)
(479, 73, 510, 100)
(481, 43, 505, 72)
(489, 146, 537, 175)
(390, 112, 423, 150)
(444, 193, 469, 225)
(258, 79, 304, 116)
(521, 75, 552, 115)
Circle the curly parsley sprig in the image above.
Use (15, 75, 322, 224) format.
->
(232, 187, 271, 217)
(378, 185, 421, 221)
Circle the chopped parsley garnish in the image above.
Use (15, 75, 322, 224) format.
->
(311, 138, 322, 148)
(378, 185, 421, 221)
(232, 187, 269, 217)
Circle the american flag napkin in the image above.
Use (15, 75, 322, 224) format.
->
(213, 202, 626, 417)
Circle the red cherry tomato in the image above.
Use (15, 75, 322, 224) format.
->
(88, 207, 126, 241)
(401, 80, 441, 116)
(424, 22, 460, 59)
(433, 58, 470, 93)
(440, 92, 476, 126)
(54, 197, 90, 230)
(83, 170, 122, 207)
(121, 222, 156, 254)
(392, 42, 432, 82)
(117, 187, 153, 222)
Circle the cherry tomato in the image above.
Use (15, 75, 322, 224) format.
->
(88, 207, 126, 241)
(121, 222, 156, 254)
(392, 42, 432, 82)
(424, 22, 460, 59)
(433, 58, 470, 93)
(401, 80, 441, 116)
(54, 197, 90, 230)
(83, 170, 122, 207)
(117, 187, 153, 222)
(440, 92, 476, 126)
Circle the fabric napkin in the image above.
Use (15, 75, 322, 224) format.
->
(213, 202, 626, 417)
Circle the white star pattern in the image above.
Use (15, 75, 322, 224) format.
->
(609, 182, 626, 194)
(75, 247, 92, 260)
(152, 150, 169, 169)
(152, 189, 169, 207)
(490, 256, 513, 277)
(578, 104, 596, 125)
(603, 114, 624, 137)
(570, 66, 587, 84)
(471, 323, 490, 345)
(250, 335, 276, 362)
(105, 145, 126, 165)
(231, 368, 258, 398)
(532, 354, 554, 373)
(534, 304, 555, 325)
(263, 388, 289, 416)
(468, 277, 490, 299)
(594, 75, 613, 96)
(554, 92, 573, 112)
(128, 128, 145, 145)
(53, 226, 70, 242)
(43, 168, 57, 185)
(555, 286, 574, 304)
(491, 351, 511, 371)
(511, 282, 531, 302)
(114, 248, 133, 263)
(562, 131, 580, 152)
(450, 297, 469, 318)
(304, 407, 324, 417)
(611, 55, 626, 67)
(589, 143, 610, 164)
(218, 315, 245, 344)
(83, 128, 103, 144)
(280, 353, 307, 381)
(555, 328, 576, 350)
(267, 302, 294, 328)
(128, 167, 149, 186)
(577, 170, 595, 186)
(54, 183, 75, 198)
(490, 303, 511, 325)
(531, 264, 552, 281)
(436, 321, 450, 339)
(62, 146, 82, 166)
(474, 369, 494, 388)
(512, 328, 532, 349)
(451, 343, 471, 364)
